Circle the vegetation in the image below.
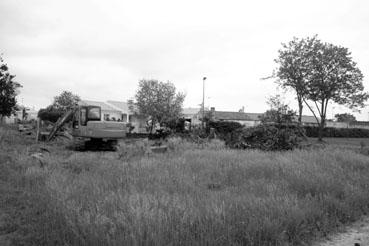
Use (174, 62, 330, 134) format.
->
(274, 37, 313, 123)
(0, 56, 21, 122)
(38, 91, 80, 122)
(335, 113, 356, 123)
(130, 79, 185, 133)
(304, 126, 369, 138)
(2, 126, 369, 245)
(52, 90, 81, 111)
(275, 36, 368, 141)
(259, 95, 296, 124)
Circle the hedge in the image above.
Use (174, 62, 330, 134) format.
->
(304, 126, 369, 138)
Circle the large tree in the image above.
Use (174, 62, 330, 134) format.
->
(0, 56, 21, 122)
(276, 36, 368, 141)
(131, 79, 185, 133)
(52, 90, 80, 111)
(275, 36, 317, 123)
(304, 38, 368, 141)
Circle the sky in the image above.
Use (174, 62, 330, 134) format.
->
(1, 0, 369, 120)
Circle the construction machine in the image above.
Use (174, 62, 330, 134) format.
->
(46, 104, 127, 149)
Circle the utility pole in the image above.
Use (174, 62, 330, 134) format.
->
(202, 77, 206, 129)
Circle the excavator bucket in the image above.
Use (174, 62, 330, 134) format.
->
(47, 108, 76, 141)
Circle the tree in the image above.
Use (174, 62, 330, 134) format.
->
(303, 38, 368, 141)
(130, 79, 185, 133)
(335, 113, 356, 123)
(52, 90, 80, 111)
(38, 91, 80, 122)
(275, 36, 317, 124)
(260, 95, 296, 124)
(275, 36, 368, 141)
(0, 56, 21, 122)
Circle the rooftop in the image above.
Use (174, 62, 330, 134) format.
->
(80, 100, 120, 112)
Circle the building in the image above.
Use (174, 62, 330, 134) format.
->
(1, 107, 38, 124)
(208, 107, 262, 127)
(106, 100, 147, 133)
(182, 108, 202, 125)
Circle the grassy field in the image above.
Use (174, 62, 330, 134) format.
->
(1, 126, 369, 245)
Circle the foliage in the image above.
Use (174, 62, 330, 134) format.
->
(0, 56, 22, 119)
(334, 113, 356, 123)
(208, 120, 243, 137)
(52, 91, 80, 111)
(37, 106, 65, 123)
(130, 79, 185, 132)
(38, 91, 80, 122)
(275, 36, 368, 141)
(227, 124, 304, 150)
(304, 126, 369, 138)
(275, 36, 316, 123)
(259, 95, 296, 124)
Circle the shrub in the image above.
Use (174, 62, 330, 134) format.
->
(228, 124, 304, 151)
(208, 121, 243, 140)
(304, 126, 369, 138)
(38, 107, 65, 123)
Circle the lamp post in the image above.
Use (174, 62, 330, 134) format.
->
(202, 77, 207, 129)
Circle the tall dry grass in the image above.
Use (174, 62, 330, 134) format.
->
(2, 127, 369, 245)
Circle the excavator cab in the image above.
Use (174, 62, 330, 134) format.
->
(71, 105, 127, 140)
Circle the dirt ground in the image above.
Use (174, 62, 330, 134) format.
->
(314, 216, 369, 246)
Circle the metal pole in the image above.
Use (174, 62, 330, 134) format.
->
(202, 77, 206, 129)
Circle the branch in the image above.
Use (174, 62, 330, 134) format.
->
(314, 101, 322, 116)
(303, 98, 321, 125)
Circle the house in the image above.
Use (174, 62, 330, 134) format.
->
(208, 107, 262, 127)
(1, 107, 38, 124)
(182, 108, 202, 125)
(299, 115, 319, 127)
(207, 107, 326, 128)
(106, 100, 147, 133)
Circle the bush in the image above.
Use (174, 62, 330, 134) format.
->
(208, 121, 243, 138)
(38, 107, 65, 123)
(304, 126, 369, 138)
(228, 124, 304, 151)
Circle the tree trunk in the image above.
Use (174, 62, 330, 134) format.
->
(318, 120, 324, 142)
(318, 100, 326, 142)
(297, 97, 303, 125)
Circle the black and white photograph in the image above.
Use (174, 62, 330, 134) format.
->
(1, 0, 369, 245)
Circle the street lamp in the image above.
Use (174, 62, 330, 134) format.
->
(202, 77, 207, 129)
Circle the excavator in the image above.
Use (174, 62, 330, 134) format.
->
(46, 104, 127, 150)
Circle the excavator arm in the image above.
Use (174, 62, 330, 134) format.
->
(47, 108, 77, 141)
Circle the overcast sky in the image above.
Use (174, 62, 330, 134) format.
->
(1, 0, 369, 119)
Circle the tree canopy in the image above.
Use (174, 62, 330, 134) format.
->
(275, 36, 316, 123)
(335, 113, 356, 123)
(131, 79, 185, 132)
(275, 36, 368, 140)
(259, 95, 296, 125)
(52, 90, 80, 111)
(0, 56, 21, 121)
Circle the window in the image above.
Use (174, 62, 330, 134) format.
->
(88, 107, 101, 121)
(80, 108, 87, 126)
(122, 114, 128, 122)
(104, 114, 110, 121)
